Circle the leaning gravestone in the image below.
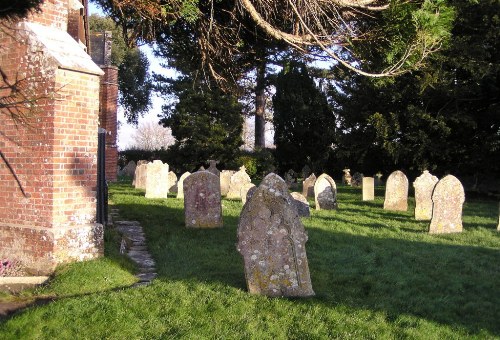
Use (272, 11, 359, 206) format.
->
(237, 173, 315, 297)
(168, 171, 178, 193)
(302, 173, 316, 198)
(226, 166, 251, 199)
(133, 163, 148, 189)
(291, 192, 310, 217)
(429, 175, 465, 234)
(184, 171, 222, 228)
(413, 170, 438, 220)
(240, 182, 256, 205)
(145, 160, 169, 199)
(383, 170, 408, 211)
(206, 160, 220, 177)
(220, 170, 236, 196)
(121, 160, 136, 177)
(176, 172, 191, 199)
(314, 174, 338, 210)
(362, 177, 375, 201)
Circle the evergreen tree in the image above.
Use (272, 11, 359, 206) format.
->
(273, 62, 336, 173)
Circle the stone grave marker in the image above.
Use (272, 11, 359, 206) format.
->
(413, 170, 438, 220)
(314, 174, 338, 210)
(133, 163, 148, 189)
(498, 203, 500, 231)
(184, 171, 222, 228)
(176, 172, 191, 199)
(220, 170, 236, 196)
(383, 170, 408, 211)
(168, 171, 178, 193)
(429, 175, 465, 234)
(284, 169, 297, 189)
(342, 169, 352, 185)
(291, 192, 310, 217)
(301, 165, 311, 179)
(226, 166, 251, 199)
(362, 177, 375, 201)
(206, 160, 220, 177)
(121, 160, 136, 177)
(302, 173, 316, 198)
(374, 172, 383, 186)
(237, 173, 314, 297)
(240, 183, 256, 205)
(351, 172, 364, 187)
(198, 165, 205, 171)
(145, 160, 169, 199)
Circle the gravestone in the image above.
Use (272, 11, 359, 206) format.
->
(176, 172, 191, 199)
(220, 170, 236, 196)
(245, 186, 257, 204)
(168, 171, 178, 193)
(351, 172, 364, 187)
(121, 160, 136, 177)
(302, 173, 316, 198)
(291, 192, 310, 217)
(198, 166, 205, 171)
(362, 177, 375, 201)
(240, 183, 256, 205)
(237, 173, 315, 297)
(429, 175, 465, 234)
(184, 171, 222, 228)
(133, 163, 148, 189)
(206, 160, 220, 177)
(497, 203, 500, 231)
(301, 165, 311, 179)
(284, 169, 298, 189)
(314, 174, 338, 210)
(374, 172, 383, 186)
(342, 169, 352, 185)
(383, 170, 408, 211)
(413, 170, 438, 220)
(145, 160, 169, 199)
(226, 166, 251, 199)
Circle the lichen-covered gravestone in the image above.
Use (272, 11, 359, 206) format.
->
(429, 175, 465, 234)
(362, 177, 374, 201)
(184, 171, 222, 228)
(314, 174, 337, 210)
(176, 172, 191, 199)
(133, 162, 148, 189)
(226, 166, 251, 199)
(220, 170, 236, 196)
(145, 160, 169, 199)
(291, 192, 310, 217)
(302, 173, 316, 198)
(413, 170, 438, 220)
(237, 173, 314, 297)
(240, 182, 256, 205)
(168, 171, 178, 193)
(383, 170, 408, 211)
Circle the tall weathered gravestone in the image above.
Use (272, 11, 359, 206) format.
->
(176, 172, 191, 199)
(220, 170, 236, 196)
(237, 173, 314, 297)
(302, 173, 316, 198)
(184, 171, 222, 228)
(362, 177, 375, 201)
(314, 174, 337, 210)
(168, 171, 178, 193)
(145, 160, 169, 199)
(133, 162, 148, 189)
(383, 170, 408, 211)
(226, 166, 251, 199)
(240, 183, 256, 205)
(413, 170, 438, 220)
(429, 175, 465, 234)
(291, 192, 311, 217)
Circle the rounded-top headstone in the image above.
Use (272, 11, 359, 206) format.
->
(220, 170, 236, 196)
(302, 173, 316, 198)
(168, 171, 178, 193)
(383, 170, 408, 211)
(145, 160, 169, 199)
(314, 173, 337, 210)
(226, 166, 251, 199)
(291, 192, 311, 217)
(237, 173, 314, 297)
(176, 172, 191, 199)
(429, 175, 465, 234)
(413, 170, 438, 220)
(184, 171, 222, 228)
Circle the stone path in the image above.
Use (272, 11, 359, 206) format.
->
(109, 209, 158, 286)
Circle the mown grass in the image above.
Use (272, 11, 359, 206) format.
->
(1, 181, 499, 339)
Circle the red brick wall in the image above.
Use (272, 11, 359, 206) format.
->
(99, 66, 119, 182)
(27, 0, 69, 31)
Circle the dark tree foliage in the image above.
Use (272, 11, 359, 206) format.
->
(159, 77, 244, 172)
(330, 0, 500, 179)
(0, 0, 43, 20)
(273, 62, 336, 174)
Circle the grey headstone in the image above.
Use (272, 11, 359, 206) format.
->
(133, 163, 148, 189)
(237, 173, 314, 297)
(291, 192, 310, 217)
(314, 174, 338, 210)
(206, 160, 220, 177)
(351, 172, 364, 187)
(429, 175, 465, 234)
(226, 166, 251, 199)
(413, 170, 438, 220)
(302, 173, 316, 198)
(121, 160, 136, 177)
(383, 170, 408, 211)
(240, 183, 256, 205)
(184, 171, 222, 228)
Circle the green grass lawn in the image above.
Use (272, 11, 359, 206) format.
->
(1, 181, 499, 339)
